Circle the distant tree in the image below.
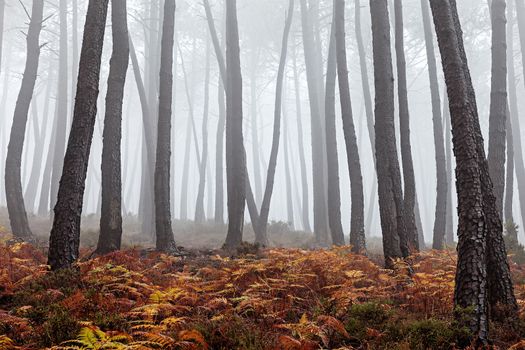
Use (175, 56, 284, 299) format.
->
(370, 0, 406, 266)
(0, 0, 5, 74)
(96, 0, 130, 254)
(394, 0, 418, 252)
(5, 0, 44, 240)
(48, 0, 110, 270)
(335, 0, 365, 252)
(223, 0, 246, 249)
(155, 0, 177, 252)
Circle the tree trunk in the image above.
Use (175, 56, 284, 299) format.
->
(487, 0, 507, 218)
(5, 0, 44, 240)
(96, 0, 130, 254)
(292, 42, 311, 233)
(370, 0, 406, 266)
(443, 92, 455, 244)
(505, 104, 515, 225)
(223, 0, 246, 249)
(421, 0, 448, 251)
(250, 48, 263, 206)
(48, 0, 110, 270)
(155, 0, 177, 252)
(299, 0, 329, 244)
(335, 0, 366, 252)
(282, 85, 294, 229)
(195, 39, 211, 223)
(324, 20, 345, 246)
(394, 0, 418, 252)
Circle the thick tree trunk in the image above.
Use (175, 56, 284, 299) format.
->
(195, 40, 211, 223)
(5, 0, 44, 240)
(325, 21, 345, 246)
(335, 0, 365, 252)
(394, 0, 418, 252)
(155, 0, 177, 252)
(48, 0, 109, 270)
(292, 42, 311, 233)
(421, 0, 448, 251)
(96, 0, 130, 254)
(223, 0, 246, 249)
(487, 0, 507, 218)
(50, 0, 69, 212)
(299, 0, 329, 244)
(370, 0, 406, 266)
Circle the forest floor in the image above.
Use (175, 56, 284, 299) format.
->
(0, 215, 525, 349)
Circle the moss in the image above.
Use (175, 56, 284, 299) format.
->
(349, 302, 391, 326)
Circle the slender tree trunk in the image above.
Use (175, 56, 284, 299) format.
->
(444, 92, 455, 244)
(335, 0, 366, 252)
(96, 0, 130, 254)
(5, 0, 44, 240)
(48, 0, 110, 270)
(292, 42, 311, 233)
(38, 107, 57, 216)
(50, 0, 69, 212)
(195, 39, 211, 223)
(325, 21, 345, 246)
(223, 0, 246, 249)
(282, 84, 294, 229)
(370, 0, 406, 267)
(155, 0, 177, 252)
(487, 0, 507, 218)
(421, 0, 448, 250)
(394, 0, 418, 252)
(505, 104, 515, 225)
(250, 48, 263, 206)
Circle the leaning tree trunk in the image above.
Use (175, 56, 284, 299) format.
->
(324, 21, 345, 246)
(421, 0, 448, 251)
(48, 0, 110, 270)
(154, 0, 177, 252)
(5, 0, 44, 240)
(487, 0, 507, 218)
(96, 0, 130, 254)
(394, 0, 418, 252)
(335, 0, 366, 252)
(257, 0, 294, 245)
(370, 0, 406, 267)
(223, 0, 246, 249)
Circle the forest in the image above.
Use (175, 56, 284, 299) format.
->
(0, 0, 525, 348)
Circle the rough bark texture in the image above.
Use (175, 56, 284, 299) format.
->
(335, 0, 365, 252)
(487, 0, 507, 218)
(96, 0, 130, 254)
(257, 0, 294, 244)
(299, 0, 329, 244)
(223, 0, 246, 249)
(370, 0, 405, 267)
(48, 0, 109, 270)
(5, 0, 44, 240)
(155, 0, 177, 252)
(325, 20, 345, 246)
(394, 0, 418, 253)
(421, 0, 448, 251)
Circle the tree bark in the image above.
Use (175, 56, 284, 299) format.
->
(48, 0, 110, 270)
(96, 0, 130, 254)
(5, 0, 44, 240)
(335, 0, 365, 252)
(394, 0, 418, 252)
(282, 86, 295, 229)
(370, 0, 406, 266)
(443, 92, 455, 244)
(250, 48, 263, 206)
(155, 0, 177, 252)
(223, 0, 246, 249)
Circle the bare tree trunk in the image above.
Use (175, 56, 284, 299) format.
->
(370, 0, 406, 267)
(223, 0, 246, 249)
(282, 84, 294, 230)
(38, 107, 57, 216)
(505, 104, 515, 226)
(50, 0, 69, 212)
(443, 92, 455, 244)
(421, 0, 448, 250)
(250, 48, 263, 206)
(96, 0, 130, 254)
(48, 0, 109, 270)
(155, 0, 177, 252)
(292, 42, 311, 233)
(335, 0, 366, 252)
(195, 39, 211, 223)
(487, 0, 507, 218)
(394, 0, 418, 252)
(5, 0, 44, 240)
(324, 21, 345, 246)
